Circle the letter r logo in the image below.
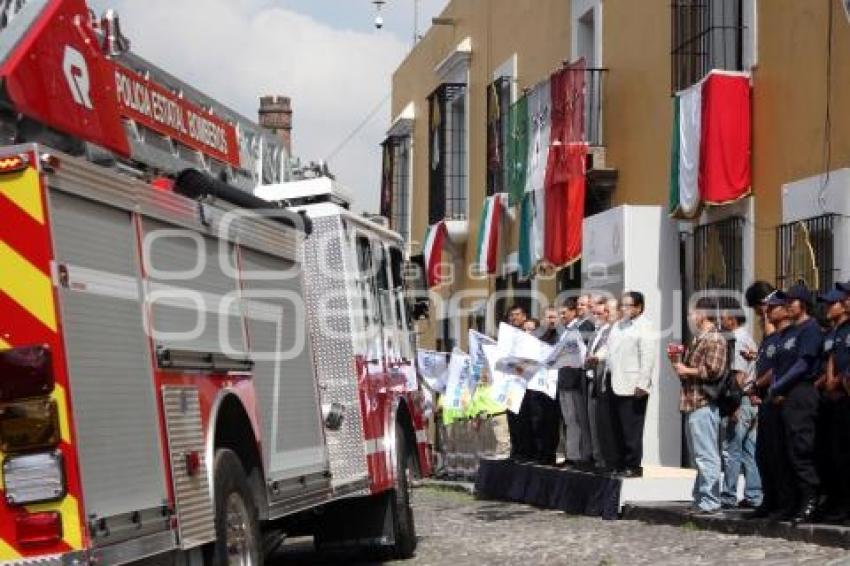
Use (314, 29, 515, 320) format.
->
(62, 46, 93, 110)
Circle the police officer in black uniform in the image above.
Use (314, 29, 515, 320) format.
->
(750, 290, 791, 519)
(817, 284, 850, 522)
(767, 284, 824, 523)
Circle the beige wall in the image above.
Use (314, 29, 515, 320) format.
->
(392, 0, 573, 346)
(393, 0, 850, 347)
(603, 0, 672, 208)
(752, 0, 850, 283)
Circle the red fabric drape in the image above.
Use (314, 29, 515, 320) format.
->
(545, 58, 586, 268)
(699, 73, 751, 205)
(544, 143, 586, 267)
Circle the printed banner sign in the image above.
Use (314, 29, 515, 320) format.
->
(113, 65, 240, 166)
(417, 349, 449, 393)
(444, 348, 473, 411)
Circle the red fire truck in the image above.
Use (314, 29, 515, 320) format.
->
(0, 1, 431, 564)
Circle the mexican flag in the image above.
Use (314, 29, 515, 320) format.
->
(669, 70, 751, 218)
(422, 220, 448, 287)
(474, 193, 505, 275)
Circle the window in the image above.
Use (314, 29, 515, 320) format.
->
(671, 0, 744, 92)
(391, 137, 411, 243)
(380, 136, 411, 242)
(486, 77, 511, 196)
(428, 83, 467, 223)
(693, 217, 744, 291)
(776, 215, 839, 294)
(355, 236, 383, 359)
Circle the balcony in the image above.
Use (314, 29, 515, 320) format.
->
(580, 68, 616, 214)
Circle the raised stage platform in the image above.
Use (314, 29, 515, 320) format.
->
(475, 458, 696, 520)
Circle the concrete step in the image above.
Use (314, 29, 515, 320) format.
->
(622, 501, 850, 549)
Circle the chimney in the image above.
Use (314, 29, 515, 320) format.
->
(258, 95, 293, 155)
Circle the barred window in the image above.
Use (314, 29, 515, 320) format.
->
(486, 77, 511, 196)
(776, 215, 839, 294)
(391, 137, 411, 243)
(428, 83, 467, 223)
(671, 0, 744, 92)
(693, 216, 744, 292)
(380, 136, 412, 243)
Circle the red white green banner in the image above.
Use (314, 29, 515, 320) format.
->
(669, 70, 751, 218)
(474, 194, 505, 275)
(423, 220, 448, 287)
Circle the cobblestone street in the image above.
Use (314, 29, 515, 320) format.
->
(274, 487, 850, 565)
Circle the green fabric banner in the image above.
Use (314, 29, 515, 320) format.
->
(506, 96, 529, 206)
(668, 95, 681, 215)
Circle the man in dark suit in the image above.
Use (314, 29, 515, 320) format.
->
(528, 307, 562, 465)
(558, 296, 595, 467)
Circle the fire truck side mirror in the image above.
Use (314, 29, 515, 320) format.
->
(411, 300, 430, 321)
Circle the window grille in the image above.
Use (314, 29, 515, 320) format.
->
(671, 0, 744, 92)
(776, 214, 838, 294)
(428, 83, 467, 223)
(693, 216, 744, 292)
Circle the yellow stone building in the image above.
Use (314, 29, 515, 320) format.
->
(382, 0, 850, 350)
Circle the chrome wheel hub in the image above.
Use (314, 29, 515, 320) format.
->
(225, 492, 257, 566)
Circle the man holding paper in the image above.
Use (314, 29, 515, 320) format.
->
(558, 297, 595, 468)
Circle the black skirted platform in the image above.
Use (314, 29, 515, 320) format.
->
(474, 458, 622, 520)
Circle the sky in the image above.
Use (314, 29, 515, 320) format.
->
(88, 0, 449, 213)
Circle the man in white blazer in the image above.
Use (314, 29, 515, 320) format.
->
(606, 291, 657, 477)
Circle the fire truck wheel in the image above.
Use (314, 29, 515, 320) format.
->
(391, 422, 417, 559)
(206, 449, 263, 566)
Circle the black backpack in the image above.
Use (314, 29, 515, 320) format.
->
(702, 337, 743, 417)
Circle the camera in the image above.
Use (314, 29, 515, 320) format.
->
(374, 14, 384, 29)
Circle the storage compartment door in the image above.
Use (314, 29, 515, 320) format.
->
(49, 191, 167, 522)
(239, 248, 328, 479)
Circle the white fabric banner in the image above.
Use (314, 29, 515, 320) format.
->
(678, 80, 703, 218)
(526, 78, 552, 194)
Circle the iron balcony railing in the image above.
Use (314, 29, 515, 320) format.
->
(584, 68, 608, 147)
(671, 0, 744, 93)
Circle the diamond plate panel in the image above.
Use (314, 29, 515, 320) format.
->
(302, 216, 369, 491)
(161, 387, 216, 548)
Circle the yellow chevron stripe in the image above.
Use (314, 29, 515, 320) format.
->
(0, 167, 44, 224)
(0, 537, 22, 560)
(26, 494, 83, 550)
(0, 241, 56, 332)
(0, 337, 9, 350)
(51, 384, 71, 444)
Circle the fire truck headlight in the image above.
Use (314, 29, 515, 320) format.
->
(3, 451, 66, 505)
(0, 399, 60, 452)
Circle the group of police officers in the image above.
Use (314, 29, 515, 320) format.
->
(751, 280, 850, 524)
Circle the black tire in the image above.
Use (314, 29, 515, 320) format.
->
(391, 422, 417, 559)
(205, 448, 263, 566)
